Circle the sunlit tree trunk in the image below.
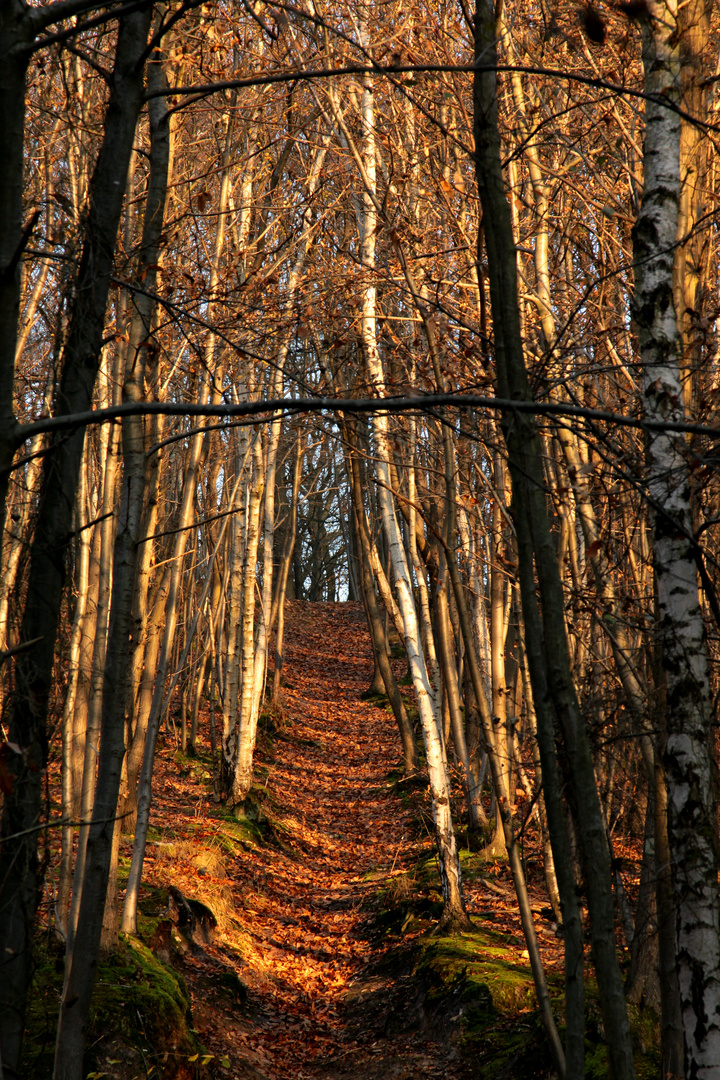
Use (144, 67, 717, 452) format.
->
(231, 434, 265, 808)
(65, 361, 121, 942)
(272, 431, 303, 708)
(251, 139, 328, 731)
(58, 449, 92, 938)
(349, 43, 468, 929)
(120, 409, 163, 831)
(345, 418, 419, 773)
(223, 422, 252, 783)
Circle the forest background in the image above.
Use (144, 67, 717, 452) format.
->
(0, 0, 718, 1078)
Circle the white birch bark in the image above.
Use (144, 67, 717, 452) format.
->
(633, 4, 720, 1073)
(223, 418, 252, 762)
(336, 29, 466, 924)
(231, 434, 265, 807)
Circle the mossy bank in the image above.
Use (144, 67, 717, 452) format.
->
(23, 934, 208, 1080)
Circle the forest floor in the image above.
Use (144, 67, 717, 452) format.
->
(123, 600, 566, 1080)
(27, 601, 604, 1080)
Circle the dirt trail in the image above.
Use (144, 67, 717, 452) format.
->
(175, 601, 451, 1080)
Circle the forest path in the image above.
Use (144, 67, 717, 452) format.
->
(178, 601, 451, 1080)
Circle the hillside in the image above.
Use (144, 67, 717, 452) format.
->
(28, 601, 583, 1080)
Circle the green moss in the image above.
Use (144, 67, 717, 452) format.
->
(579, 994, 661, 1080)
(362, 926, 547, 1077)
(360, 689, 390, 706)
(215, 803, 266, 847)
(627, 1002, 662, 1078)
(22, 938, 63, 1080)
(417, 932, 537, 1017)
(464, 1012, 552, 1079)
(211, 786, 295, 856)
(93, 936, 192, 1036)
(366, 746, 662, 1079)
(367, 855, 553, 1078)
(22, 934, 204, 1080)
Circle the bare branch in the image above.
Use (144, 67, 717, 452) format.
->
(8, 393, 720, 461)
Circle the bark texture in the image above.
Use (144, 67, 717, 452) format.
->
(473, 2, 635, 1075)
(633, 4, 720, 1074)
(0, 7, 154, 1074)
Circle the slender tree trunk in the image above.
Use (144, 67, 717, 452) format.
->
(435, 561, 480, 825)
(633, 6, 720, 1073)
(272, 431, 303, 707)
(58, 451, 92, 939)
(0, 437, 46, 663)
(250, 142, 327, 727)
(340, 35, 468, 927)
(231, 435, 265, 808)
(0, 10, 153, 1074)
(0, 6, 32, 543)
(121, 396, 163, 826)
(655, 749, 685, 1078)
(346, 420, 419, 773)
(473, 3, 633, 1075)
(65, 366, 120, 952)
(443, 460, 567, 1077)
(223, 425, 252, 781)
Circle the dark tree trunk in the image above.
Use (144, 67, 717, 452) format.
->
(0, 7, 153, 1076)
(0, 27, 28, 543)
(473, 2, 634, 1076)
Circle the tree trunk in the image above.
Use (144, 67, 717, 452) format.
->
(346, 419, 419, 774)
(435, 560, 481, 826)
(633, 8, 720, 1073)
(342, 41, 468, 928)
(272, 430, 303, 707)
(0, 9, 153, 1075)
(0, 5, 32, 544)
(473, 3, 634, 1075)
(231, 435, 265, 807)
(58, 451, 92, 939)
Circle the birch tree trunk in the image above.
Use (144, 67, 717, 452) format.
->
(345, 419, 419, 773)
(272, 432, 303, 707)
(231, 434, 265, 807)
(223, 422, 252, 784)
(248, 139, 328, 749)
(633, 5, 720, 1074)
(348, 42, 468, 929)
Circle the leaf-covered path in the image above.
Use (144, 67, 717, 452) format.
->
(156, 601, 453, 1080)
(227, 599, 420, 1078)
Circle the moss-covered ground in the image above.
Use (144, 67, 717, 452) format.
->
(360, 772, 662, 1080)
(23, 934, 208, 1080)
